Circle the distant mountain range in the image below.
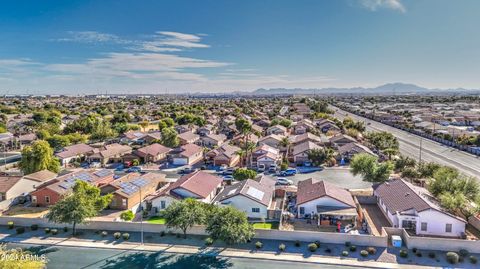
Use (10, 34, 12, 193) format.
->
(238, 83, 480, 96)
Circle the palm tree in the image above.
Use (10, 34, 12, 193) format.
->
(235, 149, 246, 167)
(279, 137, 290, 158)
(245, 141, 256, 168)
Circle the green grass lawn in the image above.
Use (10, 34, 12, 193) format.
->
(147, 216, 166, 224)
(252, 222, 279, 230)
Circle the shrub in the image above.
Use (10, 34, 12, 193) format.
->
(349, 245, 357, 252)
(412, 247, 417, 253)
(63, 227, 68, 233)
(255, 241, 263, 249)
(446, 252, 459, 264)
(399, 249, 408, 258)
(342, 250, 349, 257)
(51, 229, 58, 235)
(16, 227, 25, 234)
(114, 232, 121, 239)
(122, 233, 130, 240)
(44, 228, 50, 234)
(416, 251, 422, 258)
(459, 249, 469, 257)
(101, 231, 108, 237)
(469, 255, 478, 264)
(345, 241, 351, 247)
(278, 243, 286, 252)
(428, 252, 436, 259)
(120, 210, 135, 221)
(324, 248, 332, 253)
(30, 224, 38, 231)
(205, 237, 214, 246)
(294, 240, 301, 247)
(308, 243, 318, 252)
(160, 231, 166, 237)
(7, 221, 14, 229)
(314, 241, 321, 248)
(360, 250, 369, 257)
(366, 247, 376, 255)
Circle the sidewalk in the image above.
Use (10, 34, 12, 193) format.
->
(0, 233, 437, 269)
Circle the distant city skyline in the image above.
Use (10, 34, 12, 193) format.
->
(0, 0, 479, 94)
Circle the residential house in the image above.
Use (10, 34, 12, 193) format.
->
(101, 172, 165, 212)
(258, 134, 284, 149)
(374, 179, 467, 237)
(30, 169, 116, 207)
(178, 131, 200, 145)
(143, 132, 162, 144)
(293, 119, 315, 135)
(87, 143, 132, 165)
(171, 143, 203, 165)
(266, 125, 288, 136)
(145, 171, 223, 213)
(206, 144, 241, 167)
(296, 179, 357, 225)
(201, 133, 226, 148)
(134, 143, 171, 163)
(291, 132, 327, 146)
(330, 134, 357, 148)
(55, 143, 94, 166)
(197, 125, 214, 136)
(337, 142, 376, 162)
(231, 133, 259, 148)
(121, 131, 147, 144)
(292, 141, 322, 165)
(213, 177, 277, 219)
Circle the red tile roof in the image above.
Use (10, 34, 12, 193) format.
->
(297, 178, 355, 207)
(168, 171, 222, 199)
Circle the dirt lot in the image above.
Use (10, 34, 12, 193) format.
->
(361, 204, 391, 236)
(1, 206, 49, 218)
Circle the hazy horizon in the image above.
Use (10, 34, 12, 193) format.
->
(1, 0, 479, 94)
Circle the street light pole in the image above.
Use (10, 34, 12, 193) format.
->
(419, 138, 423, 163)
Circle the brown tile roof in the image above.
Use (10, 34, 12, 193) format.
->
(109, 172, 165, 198)
(297, 178, 355, 207)
(0, 176, 22, 193)
(178, 131, 199, 141)
(23, 170, 58, 183)
(167, 171, 222, 199)
(135, 143, 171, 157)
(213, 178, 274, 206)
(179, 144, 202, 158)
(292, 141, 322, 156)
(56, 143, 94, 159)
(374, 179, 465, 223)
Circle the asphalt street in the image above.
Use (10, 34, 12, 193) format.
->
(331, 106, 480, 180)
(7, 243, 363, 269)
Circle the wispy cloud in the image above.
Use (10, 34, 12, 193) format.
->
(359, 0, 406, 13)
(57, 31, 125, 44)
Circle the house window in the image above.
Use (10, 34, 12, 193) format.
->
(252, 208, 260, 213)
(160, 201, 166, 209)
(299, 207, 305, 215)
(421, 222, 427, 231)
(45, 196, 50, 204)
(32, 196, 37, 204)
(445, 224, 452, 233)
(122, 199, 127, 208)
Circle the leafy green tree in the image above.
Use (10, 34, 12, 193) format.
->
(161, 127, 179, 148)
(343, 117, 365, 132)
(162, 198, 206, 238)
(206, 206, 254, 244)
(307, 148, 335, 166)
(350, 153, 393, 183)
(394, 156, 416, 172)
(417, 162, 441, 178)
(233, 168, 257, 180)
(278, 118, 292, 128)
(157, 120, 168, 131)
(235, 117, 252, 134)
(46, 134, 71, 151)
(46, 181, 112, 235)
(0, 244, 47, 269)
(139, 120, 150, 132)
(90, 119, 117, 140)
(19, 140, 60, 174)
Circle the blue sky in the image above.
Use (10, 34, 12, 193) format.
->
(0, 0, 479, 94)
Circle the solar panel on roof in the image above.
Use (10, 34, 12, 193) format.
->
(131, 178, 148, 187)
(246, 187, 264, 201)
(94, 169, 112, 177)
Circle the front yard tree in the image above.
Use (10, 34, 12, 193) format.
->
(350, 153, 393, 183)
(206, 206, 254, 244)
(161, 127, 179, 148)
(233, 168, 257, 181)
(19, 140, 61, 174)
(307, 148, 335, 166)
(46, 181, 112, 235)
(162, 198, 206, 238)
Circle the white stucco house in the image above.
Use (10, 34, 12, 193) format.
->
(213, 177, 276, 219)
(374, 179, 467, 237)
(144, 171, 223, 214)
